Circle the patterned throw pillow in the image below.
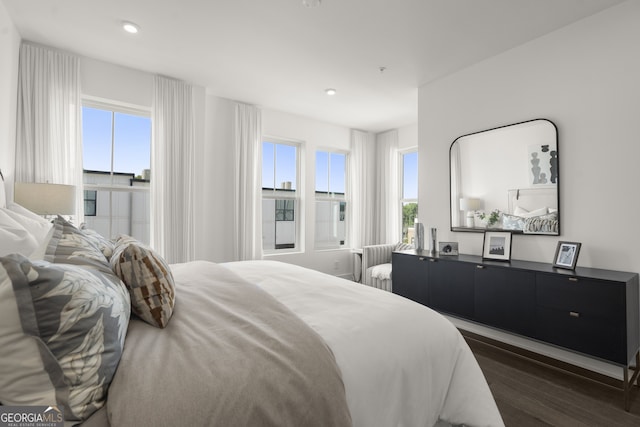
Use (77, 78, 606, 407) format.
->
(395, 242, 414, 251)
(80, 225, 115, 260)
(524, 211, 559, 234)
(0, 254, 130, 423)
(110, 235, 176, 328)
(45, 216, 111, 274)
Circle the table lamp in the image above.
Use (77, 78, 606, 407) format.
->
(459, 197, 481, 228)
(14, 182, 76, 217)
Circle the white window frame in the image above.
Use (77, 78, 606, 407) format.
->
(81, 96, 151, 240)
(261, 137, 302, 254)
(314, 149, 349, 250)
(400, 148, 418, 244)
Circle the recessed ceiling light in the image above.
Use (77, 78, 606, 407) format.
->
(122, 21, 140, 34)
(325, 88, 337, 96)
(303, 0, 321, 7)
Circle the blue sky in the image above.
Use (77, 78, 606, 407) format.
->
(403, 151, 418, 199)
(82, 106, 151, 176)
(82, 108, 418, 195)
(262, 141, 418, 196)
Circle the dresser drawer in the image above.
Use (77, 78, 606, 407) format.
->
(536, 274, 624, 319)
(536, 306, 626, 364)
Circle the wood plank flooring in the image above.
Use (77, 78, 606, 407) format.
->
(465, 334, 640, 426)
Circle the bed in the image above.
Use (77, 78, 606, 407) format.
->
(0, 191, 504, 426)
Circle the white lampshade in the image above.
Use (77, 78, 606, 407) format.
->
(14, 182, 76, 215)
(459, 197, 481, 211)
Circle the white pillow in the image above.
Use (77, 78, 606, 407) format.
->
(370, 263, 393, 281)
(0, 177, 6, 209)
(0, 209, 38, 256)
(3, 205, 52, 244)
(7, 202, 49, 224)
(514, 206, 548, 218)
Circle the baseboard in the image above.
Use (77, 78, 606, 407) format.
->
(460, 328, 623, 390)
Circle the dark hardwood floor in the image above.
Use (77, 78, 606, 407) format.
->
(465, 334, 640, 426)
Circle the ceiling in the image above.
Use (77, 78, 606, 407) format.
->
(2, 0, 624, 132)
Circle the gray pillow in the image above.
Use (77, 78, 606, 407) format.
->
(524, 211, 559, 234)
(0, 254, 130, 423)
(45, 216, 111, 274)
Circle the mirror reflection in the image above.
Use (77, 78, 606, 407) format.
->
(450, 119, 559, 235)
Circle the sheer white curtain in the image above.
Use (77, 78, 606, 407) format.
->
(349, 129, 376, 249)
(234, 103, 263, 261)
(151, 75, 196, 263)
(375, 129, 400, 244)
(15, 42, 84, 221)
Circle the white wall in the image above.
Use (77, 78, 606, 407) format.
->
(419, 1, 640, 272)
(398, 122, 418, 151)
(81, 57, 153, 108)
(419, 0, 640, 378)
(0, 2, 20, 199)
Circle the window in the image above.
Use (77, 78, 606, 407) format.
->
(401, 150, 418, 244)
(315, 150, 347, 249)
(262, 140, 299, 251)
(82, 102, 151, 243)
(84, 190, 97, 216)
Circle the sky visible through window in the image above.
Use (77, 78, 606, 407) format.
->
(403, 151, 418, 199)
(82, 106, 151, 177)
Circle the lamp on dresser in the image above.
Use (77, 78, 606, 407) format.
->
(459, 197, 481, 228)
(14, 182, 76, 219)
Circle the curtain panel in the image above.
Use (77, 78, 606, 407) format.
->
(349, 129, 376, 249)
(375, 129, 400, 244)
(15, 42, 84, 221)
(234, 103, 263, 261)
(151, 75, 196, 263)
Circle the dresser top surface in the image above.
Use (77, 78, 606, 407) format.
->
(393, 250, 639, 283)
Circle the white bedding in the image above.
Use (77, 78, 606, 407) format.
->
(223, 260, 504, 427)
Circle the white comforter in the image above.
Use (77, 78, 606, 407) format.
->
(223, 260, 504, 427)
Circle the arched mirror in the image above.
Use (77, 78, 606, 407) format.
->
(450, 119, 559, 235)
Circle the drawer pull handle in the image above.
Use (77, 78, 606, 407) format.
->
(418, 257, 426, 261)
(429, 259, 436, 262)
(568, 277, 578, 282)
(569, 311, 580, 318)
(476, 265, 485, 269)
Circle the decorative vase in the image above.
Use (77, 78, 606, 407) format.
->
(415, 222, 424, 251)
(430, 228, 437, 254)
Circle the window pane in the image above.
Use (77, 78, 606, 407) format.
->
(84, 190, 97, 216)
(113, 112, 151, 177)
(315, 200, 346, 248)
(262, 198, 296, 250)
(82, 107, 112, 172)
(330, 153, 345, 195)
(262, 142, 274, 189)
(262, 141, 299, 251)
(315, 151, 328, 193)
(275, 144, 296, 191)
(82, 104, 151, 244)
(403, 151, 418, 199)
(402, 202, 419, 244)
(81, 183, 151, 244)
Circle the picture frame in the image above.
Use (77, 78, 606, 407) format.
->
(438, 241, 459, 256)
(553, 241, 581, 270)
(482, 231, 512, 261)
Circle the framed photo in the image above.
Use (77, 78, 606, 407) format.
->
(439, 242, 459, 256)
(482, 231, 512, 261)
(553, 241, 581, 270)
